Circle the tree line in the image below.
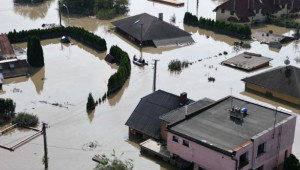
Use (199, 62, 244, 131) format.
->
(107, 45, 131, 95)
(7, 27, 107, 51)
(61, 0, 129, 19)
(184, 12, 251, 39)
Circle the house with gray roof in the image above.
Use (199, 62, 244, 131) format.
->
(125, 90, 194, 140)
(167, 96, 296, 170)
(242, 65, 300, 106)
(112, 13, 194, 48)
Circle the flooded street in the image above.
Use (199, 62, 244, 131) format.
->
(0, 0, 300, 169)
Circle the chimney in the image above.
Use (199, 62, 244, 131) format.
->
(179, 92, 187, 105)
(159, 13, 163, 21)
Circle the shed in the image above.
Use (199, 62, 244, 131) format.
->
(222, 52, 273, 71)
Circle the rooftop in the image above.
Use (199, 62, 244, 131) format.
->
(160, 98, 214, 123)
(0, 34, 15, 59)
(222, 52, 273, 71)
(242, 65, 300, 99)
(112, 13, 194, 47)
(125, 90, 194, 139)
(168, 96, 293, 155)
(0, 59, 29, 79)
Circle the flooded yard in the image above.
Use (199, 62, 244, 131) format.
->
(0, 0, 300, 169)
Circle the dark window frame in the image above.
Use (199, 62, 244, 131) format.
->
(172, 136, 178, 143)
(257, 143, 266, 157)
(230, 11, 235, 15)
(182, 140, 189, 147)
(221, 9, 225, 13)
(239, 152, 249, 169)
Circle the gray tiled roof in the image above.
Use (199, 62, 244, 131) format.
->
(112, 13, 192, 42)
(125, 90, 193, 139)
(168, 96, 293, 155)
(242, 65, 300, 99)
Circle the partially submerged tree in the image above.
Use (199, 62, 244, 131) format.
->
(12, 112, 39, 127)
(87, 93, 96, 111)
(94, 150, 133, 170)
(0, 98, 16, 125)
(27, 36, 44, 67)
(285, 154, 300, 170)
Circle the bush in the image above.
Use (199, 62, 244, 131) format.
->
(107, 45, 131, 95)
(0, 98, 16, 124)
(27, 36, 44, 67)
(285, 154, 300, 170)
(12, 112, 39, 127)
(87, 93, 96, 111)
(7, 26, 107, 51)
(266, 15, 300, 29)
(168, 60, 190, 71)
(184, 12, 251, 39)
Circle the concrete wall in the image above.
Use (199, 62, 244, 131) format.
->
(167, 132, 236, 170)
(160, 121, 168, 141)
(249, 115, 296, 169)
(245, 83, 300, 105)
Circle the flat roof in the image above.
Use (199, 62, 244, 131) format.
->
(222, 52, 272, 71)
(168, 96, 293, 155)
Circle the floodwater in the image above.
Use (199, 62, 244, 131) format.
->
(0, 0, 300, 169)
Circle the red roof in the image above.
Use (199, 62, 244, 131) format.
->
(214, 0, 300, 22)
(0, 34, 14, 57)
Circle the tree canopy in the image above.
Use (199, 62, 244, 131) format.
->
(27, 36, 44, 67)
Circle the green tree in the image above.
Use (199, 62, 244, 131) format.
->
(27, 36, 44, 67)
(285, 154, 300, 170)
(87, 93, 96, 111)
(0, 98, 16, 124)
(12, 112, 39, 127)
(94, 150, 133, 170)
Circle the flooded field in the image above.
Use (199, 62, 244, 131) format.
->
(0, 0, 300, 169)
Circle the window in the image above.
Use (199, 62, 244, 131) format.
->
(256, 9, 260, 14)
(183, 140, 189, 147)
(255, 165, 263, 170)
(239, 152, 249, 169)
(221, 9, 225, 13)
(230, 11, 235, 15)
(257, 143, 265, 157)
(172, 136, 178, 143)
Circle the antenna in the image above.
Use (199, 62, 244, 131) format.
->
(272, 107, 278, 139)
(230, 88, 233, 108)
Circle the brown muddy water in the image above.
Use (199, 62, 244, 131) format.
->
(0, 0, 300, 169)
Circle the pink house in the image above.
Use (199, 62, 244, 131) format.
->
(167, 96, 296, 170)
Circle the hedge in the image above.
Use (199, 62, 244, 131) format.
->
(107, 45, 131, 95)
(7, 26, 107, 51)
(184, 12, 251, 39)
(266, 15, 300, 29)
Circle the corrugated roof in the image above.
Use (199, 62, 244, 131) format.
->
(168, 96, 293, 155)
(112, 13, 193, 42)
(222, 52, 272, 71)
(242, 65, 300, 99)
(125, 90, 194, 139)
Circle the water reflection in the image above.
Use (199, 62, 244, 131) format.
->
(30, 66, 45, 94)
(13, 0, 54, 20)
(183, 24, 198, 34)
(87, 109, 95, 122)
(62, 15, 109, 32)
(108, 77, 130, 106)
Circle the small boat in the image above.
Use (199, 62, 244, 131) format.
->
(133, 55, 148, 66)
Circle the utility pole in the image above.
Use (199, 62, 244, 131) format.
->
(42, 122, 48, 169)
(58, 0, 62, 27)
(153, 59, 159, 92)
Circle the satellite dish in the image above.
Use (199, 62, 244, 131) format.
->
(284, 56, 290, 66)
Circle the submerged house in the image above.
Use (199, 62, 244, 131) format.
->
(112, 13, 194, 48)
(213, 0, 300, 24)
(167, 96, 296, 170)
(0, 59, 29, 79)
(221, 52, 273, 71)
(242, 65, 300, 106)
(125, 90, 194, 140)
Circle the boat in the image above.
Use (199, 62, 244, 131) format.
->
(133, 55, 148, 66)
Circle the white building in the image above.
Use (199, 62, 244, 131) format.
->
(213, 0, 300, 24)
